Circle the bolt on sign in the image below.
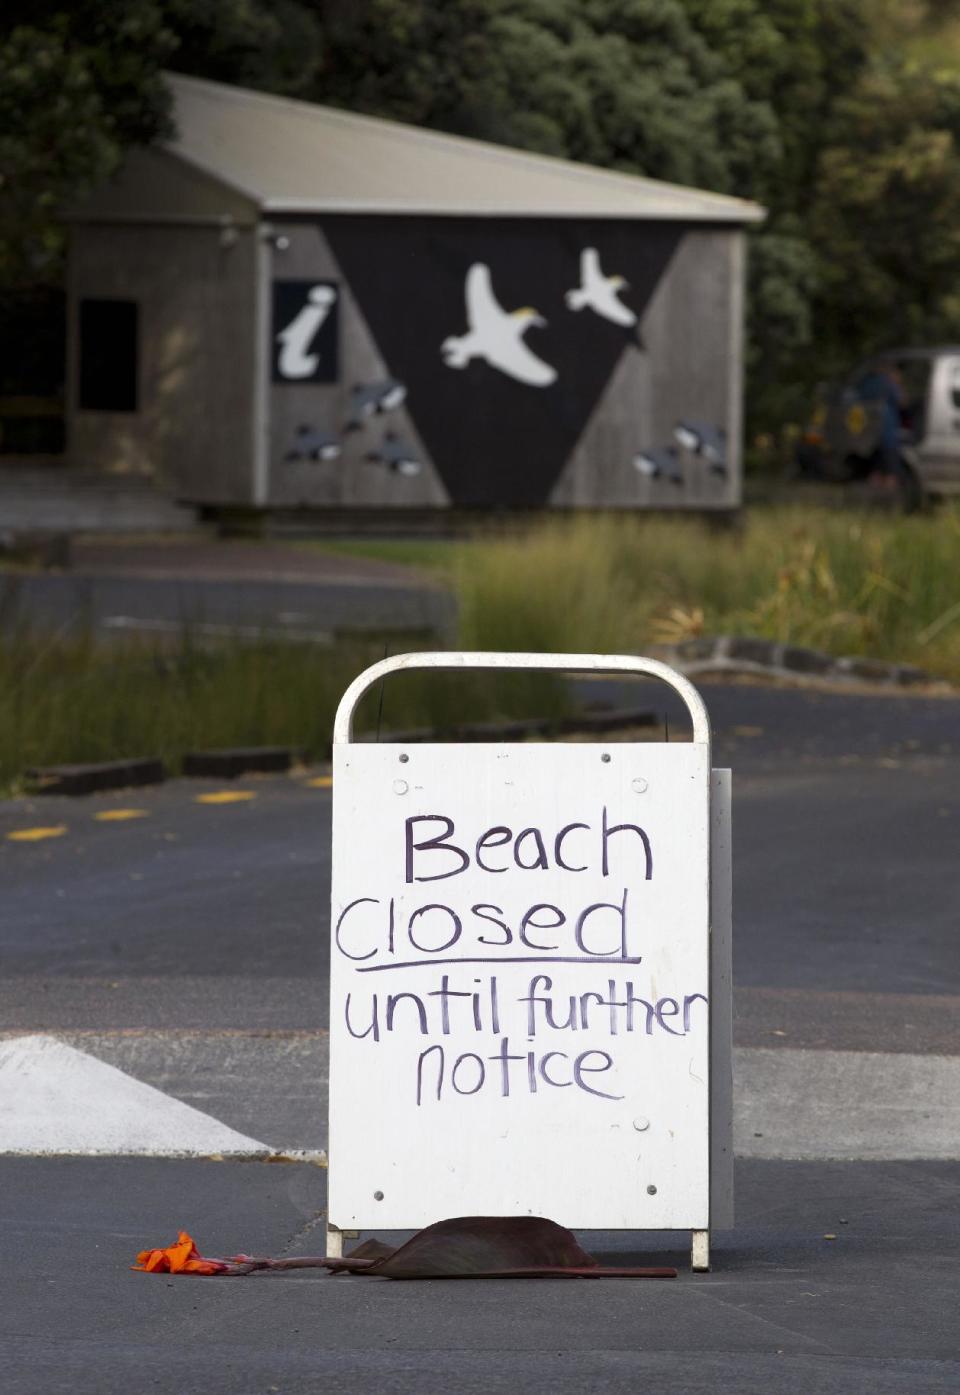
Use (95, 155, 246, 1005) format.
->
(328, 654, 732, 1272)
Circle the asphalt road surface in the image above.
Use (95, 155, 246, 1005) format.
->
(3, 678, 956, 1023)
(2, 678, 959, 1392)
(3, 1156, 956, 1395)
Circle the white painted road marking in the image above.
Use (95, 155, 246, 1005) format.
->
(0, 1035, 270, 1157)
(2, 1034, 956, 1161)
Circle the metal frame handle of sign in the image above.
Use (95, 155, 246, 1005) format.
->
(329, 651, 727, 1274)
(333, 651, 711, 755)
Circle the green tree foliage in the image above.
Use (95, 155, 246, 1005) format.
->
(0, 5, 174, 283)
(672, 0, 871, 422)
(160, 0, 322, 96)
(746, 224, 817, 421)
(317, 0, 781, 199)
(811, 60, 960, 368)
(679, 1, 869, 200)
(0, 0, 322, 285)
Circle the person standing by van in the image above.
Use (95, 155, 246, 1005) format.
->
(856, 358, 906, 488)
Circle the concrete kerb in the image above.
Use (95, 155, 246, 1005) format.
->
(21, 712, 661, 798)
(182, 747, 300, 779)
(26, 758, 167, 797)
(19, 637, 947, 797)
(671, 635, 938, 690)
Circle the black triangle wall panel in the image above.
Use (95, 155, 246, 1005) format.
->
(322, 217, 682, 508)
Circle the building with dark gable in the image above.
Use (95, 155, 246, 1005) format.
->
(67, 73, 764, 519)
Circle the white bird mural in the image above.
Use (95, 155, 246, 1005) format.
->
(441, 264, 557, 387)
(565, 248, 637, 328)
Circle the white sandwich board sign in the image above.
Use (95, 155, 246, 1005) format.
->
(328, 653, 732, 1271)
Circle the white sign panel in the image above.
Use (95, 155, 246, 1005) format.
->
(329, 739, 711, 1232)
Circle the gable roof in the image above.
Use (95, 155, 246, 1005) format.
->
(164, 73, 765, 224)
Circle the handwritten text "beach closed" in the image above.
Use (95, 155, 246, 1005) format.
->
(334, 809, 708, 1106)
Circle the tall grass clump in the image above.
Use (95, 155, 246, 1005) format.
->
(0, 628, 581, 791)
(0, 631, 366, 790)
(452, 506, 960, 683)
(453, 515, 654, 717)
(3, 504, 958, 786)
(457, 516, 646, 654)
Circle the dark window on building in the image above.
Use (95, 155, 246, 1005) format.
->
(0, 288, 66, 453)
(78, 299, 138, 411)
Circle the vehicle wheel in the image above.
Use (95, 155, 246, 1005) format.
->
(896, 462, 925, 513)
(833, 454, 870, 483)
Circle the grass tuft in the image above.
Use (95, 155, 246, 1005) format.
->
(452, 506, 960, 681)
(2, 505, 958, 789)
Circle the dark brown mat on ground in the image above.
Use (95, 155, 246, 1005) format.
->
(324, 1216, 677, 1280)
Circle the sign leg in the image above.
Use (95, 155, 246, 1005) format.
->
(326, 1224, 343, 1259)
(691, 1229, 710, 1272)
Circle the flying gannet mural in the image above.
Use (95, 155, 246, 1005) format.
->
(441, 263, 557, 387)
(565, 247, 637, 329)
(344, 379, 407, 431)
(674, 421, 728, 477)
(284, 423, 342, 462)
(366, 431, 422, 476)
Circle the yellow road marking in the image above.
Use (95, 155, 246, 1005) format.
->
(195, 790, 256, 805)
(305, 775, 333, 788)
(94, 809, 149, 822)
(6, 825, 68, 843)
